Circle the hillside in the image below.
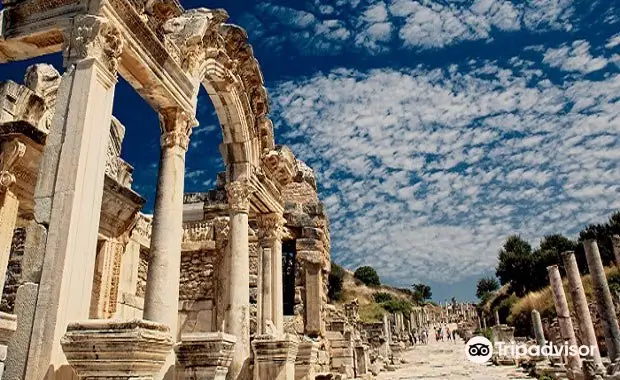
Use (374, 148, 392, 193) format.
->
(332, 268, 427, 322)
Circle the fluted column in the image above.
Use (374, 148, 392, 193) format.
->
(584, 239, 620, 362)
(561, 250, 604, 369)
(143, 108, 192, 379)
(260, 246, 272, 333)
(547, 265, 582, 376)
(24, 15, 123, 379)
(225, 180, 253, 379)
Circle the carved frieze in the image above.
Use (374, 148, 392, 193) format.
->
(182, 220, 214, 243)
(262, 145, 296, 187)
(0, 139, 26, 191)
(162, 8, 228, 79)
(63, 15, 124, 74)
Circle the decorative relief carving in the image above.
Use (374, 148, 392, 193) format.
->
(159, 108, 193, 151)
(132, 213, 152, 242)
(225, 180, 253, 213)
(64, 15, 124, 74)
(213, 217, 230, 250)
(0, 139, 26, 191)
(256, 213, 286, 242)
(24, 64, 61, 133)
(162, 9, 228, 79)
(262, 145, 296, 186)
(182, 221, 213, 242)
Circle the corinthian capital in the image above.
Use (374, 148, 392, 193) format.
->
(256, 213, 286, 242)
(0, 139, 26, 191)
(63, 15, 124, 74)
(225, 180, 253, 213)
(159, 108, 195, 151)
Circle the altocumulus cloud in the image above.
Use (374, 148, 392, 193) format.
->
(240, 0, 578, 55)
(268, 57, 620, 287)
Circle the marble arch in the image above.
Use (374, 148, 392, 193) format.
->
(0, 1, 327, 380)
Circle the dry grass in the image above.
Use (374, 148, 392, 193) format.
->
(509, 266, 619, 321)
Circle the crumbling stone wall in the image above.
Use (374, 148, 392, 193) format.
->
(179, 250, 216, 301)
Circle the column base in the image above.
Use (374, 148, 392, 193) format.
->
(252, 334, 299, 380)
(295, 341, 318, 380)
(60, 319, 173, 379)
(175, 331, 236, 380)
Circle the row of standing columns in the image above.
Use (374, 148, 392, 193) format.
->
(542, 239, 620, 378)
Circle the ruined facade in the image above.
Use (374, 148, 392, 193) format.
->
(0, 1, 333, 379)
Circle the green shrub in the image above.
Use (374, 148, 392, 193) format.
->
(328, 262, 345, 302)
(380, 299, 412, 315)
(354, 266, 381, 287)
(373, 292, 393, 303)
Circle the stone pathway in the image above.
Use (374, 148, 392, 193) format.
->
(376, 339, 533, 380)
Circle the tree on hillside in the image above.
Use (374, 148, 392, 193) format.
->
(328, 262, 345, 301)
(578, 213, 619, 270)
(476, 277, 499, 299)
(496, 235, 534, 296)
(354, 266, 381, 287)
(412, 283, 432, 302)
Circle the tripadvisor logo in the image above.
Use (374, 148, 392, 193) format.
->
(465, 336, 493, 364)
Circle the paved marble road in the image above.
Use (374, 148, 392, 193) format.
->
(376, 337, 532, 380)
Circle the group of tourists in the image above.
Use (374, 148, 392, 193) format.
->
(435, 324, 459, 341)
(409, 328, 429, 345)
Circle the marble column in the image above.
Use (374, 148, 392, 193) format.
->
(584, 239, 620, 362)
(531, 310, 546, 347)
(305, 262, 323, 337)
(495, 309, 500, 326)
(561, 250, 604, 369)
(225, 180, 253, 380)
(143, 108, 192, 379)
(24, 15, 122, 379)
(257, 213, 285, 334)
(0, 139, 25, 291)
(547, 265, 582, 376)
(260, 247, 273, 333)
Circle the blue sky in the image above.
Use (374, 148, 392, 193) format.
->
(2, 0, 619, 302)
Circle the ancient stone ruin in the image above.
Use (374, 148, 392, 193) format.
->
(0, 1, 338, 379)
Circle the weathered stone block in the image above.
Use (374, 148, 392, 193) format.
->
(5, 282, 37, 380)
(296, 239, 323, 252)
(301, 227, 324, 240)
(253, 334, 299, 380)
(21, 221, 46, 284)
(61, 319, 174, 379)
(302, 203, 324, 216)
(175, 332, 236, 380)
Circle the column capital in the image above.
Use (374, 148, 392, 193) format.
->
(256, 213, 286, 242)
(0, 139, 26, 192)
(159, 108, 196, 151)
(63, 15, 124, 75)
(225, 180, 253, 213)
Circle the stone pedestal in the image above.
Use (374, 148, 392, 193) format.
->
(548, 265, 582, 378)
(175, 332, 236, 380)
(354, 344, 370, 376)
(60, 319, 173, 380)
(305, 262, 323, 337)
(0, 312, 17, 377)
(584, 240, 620, 364)
(561, 251, 604, 371)
(252, 334, 299, 380)
(295, 341, 318, 380)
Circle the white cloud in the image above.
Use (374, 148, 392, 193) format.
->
(270, 60, 620, 286)
(606, 33, 620, 49)
(543, 40, 609, 73)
